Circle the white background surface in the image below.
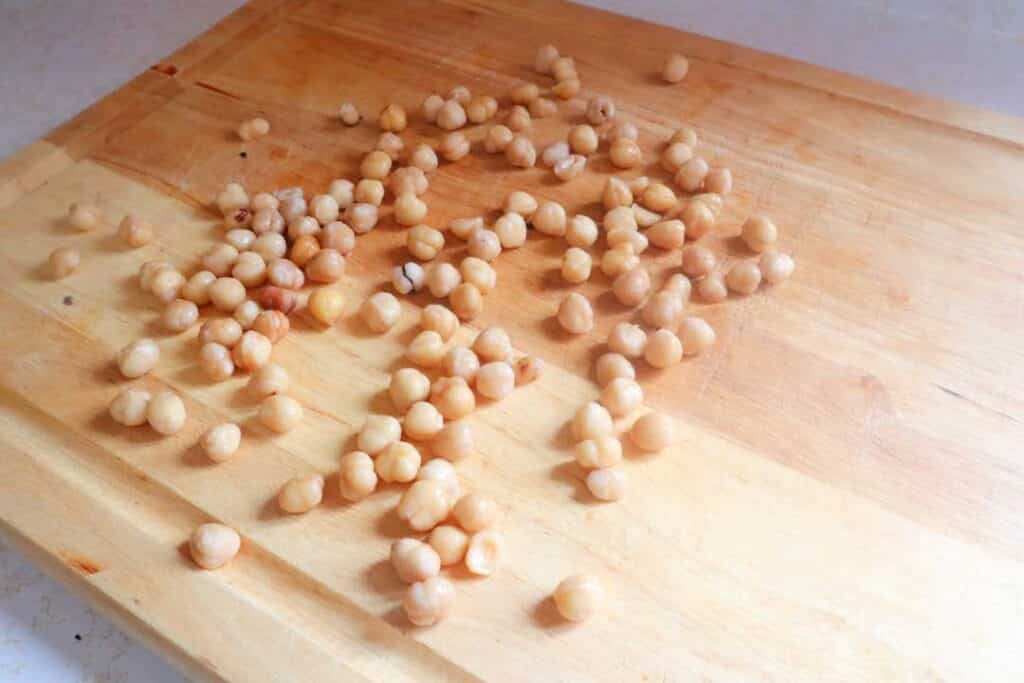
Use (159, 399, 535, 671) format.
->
(1, 1, 1021, 681)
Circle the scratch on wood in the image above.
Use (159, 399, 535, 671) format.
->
(933, 383, 1019, 423)
(61, 553, 104, 575)
(195, 81, 240, 100)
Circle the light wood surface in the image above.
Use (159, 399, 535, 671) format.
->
(1, 0, 1023, 681)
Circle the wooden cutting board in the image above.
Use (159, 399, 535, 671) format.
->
(1, 0, 1022, 680)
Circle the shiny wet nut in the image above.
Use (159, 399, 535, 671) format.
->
(472, 327, 512, 363)
(201, 423, 241, 462)
(199, 342, 234, 381)
(346, 203, 379, 234)
(759, 252, 795, 284)
(305, 249, 345, 283)
(421, 304, 459, 342)
(449, 216, 484, 241)
(428, 525, 469, 566)
(416, 458, 461, 505)
(450, 283, 483, 321)
(603, 205, 637, 232)
(378, 103, 407, 132)
(278, 474, 324, 514)
(433, 421, 474, 462)
(49, 247, 79, 278)
(109, 388, 151, 427)
(439, 132, 470, 161)
(390, 368, 431, 412)
(641, 291, 683, 329)
(251, 310, 290, 344)
(561, 247, 592, 284)
(398, 480, 452, 532)
(681, 245, 716, 279)
(696, 273, 728, 302)
(485, 125, 514, 154)
(609, 138, 642, 168)
(594, 352, 635, 387)
(197, 319, 241, 348)
(680, 316, 715, 356)
(232, 330, 272, 370)
(338, 451, 377, 501)
(505, 135, 536, 167)
(209, 277, 247, 311)
(118, 214, 155, 247)
(532, 200, 567, 236)
(247, 362, 288, 397)
(453, 493, 497, 533)
(741, 215, 778, 252)
(459, 257, 496, 294)
(436, 99, 467, 130)
(259, 395, 303, 433)
(409, 144, 439, 173)
(630, 412, 675, 451)
(566, 214, 598, 248)
(475, 362, 515, 401)
(308, 287, 345, 325)
(568, 125, 599, 155)
(506, 105, 531, 131)
(648, 219, 686, 250)
(575, 436, 622, 469)
(189, 523, 240, 570)
(542, 141, 570, 168)
(358, 414, 402, 455)
(309, 194, 339, 225)
(534, 44, 560, 73)
(663, 53, 690, 82)
(403, 401, 445, 441)
(726, 261, 762, 294)
(557, 292, 594, 334)
(573, 401, 614, 442)
(407, 330, 447, 368)
(603, 177, 633, 210)
(146, 391, 186, 435)
(68, 202, 102, 231)
(601, 245, 639, 278)
(392, 538, 441, 583)
(600, 377, 644, 417)
(117, 338, 160, 378)
(607, 322, 647, 358)
(612, 267, 651, 307)
(162, 299, 199, 333)
(661, 142, 693, 172)
(641, 183, 676, 213)
(203, 243, 239, 276)
(232, 251, 268, 287)
(467, 228, 501, 261)
(644, 328, 684, 368)
(150, 269, 185, 304)
(375, 441, 422, 483)
(403, 576, 455, 626)
(587, 467, 626, 501)
(554, 154, 586, 181)
(553, 574, 604, 622)
(442, 347, 480, 382)
(704, 167, 733, 195)
(430, 376, 476, 420)
(360, 292, 401, 332)
(494, 213, 527, 249)
(395, 194, 428, 227)
(675, 157, 709, 192)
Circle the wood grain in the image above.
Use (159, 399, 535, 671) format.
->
(1, 0, 1022, 681)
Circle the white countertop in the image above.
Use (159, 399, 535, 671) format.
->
(1, 1, 1021, 680)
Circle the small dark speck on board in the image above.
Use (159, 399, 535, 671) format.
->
(74, 633, 82, 641)
(240, 151, 248, 159)
(63, 295, 73, 306)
